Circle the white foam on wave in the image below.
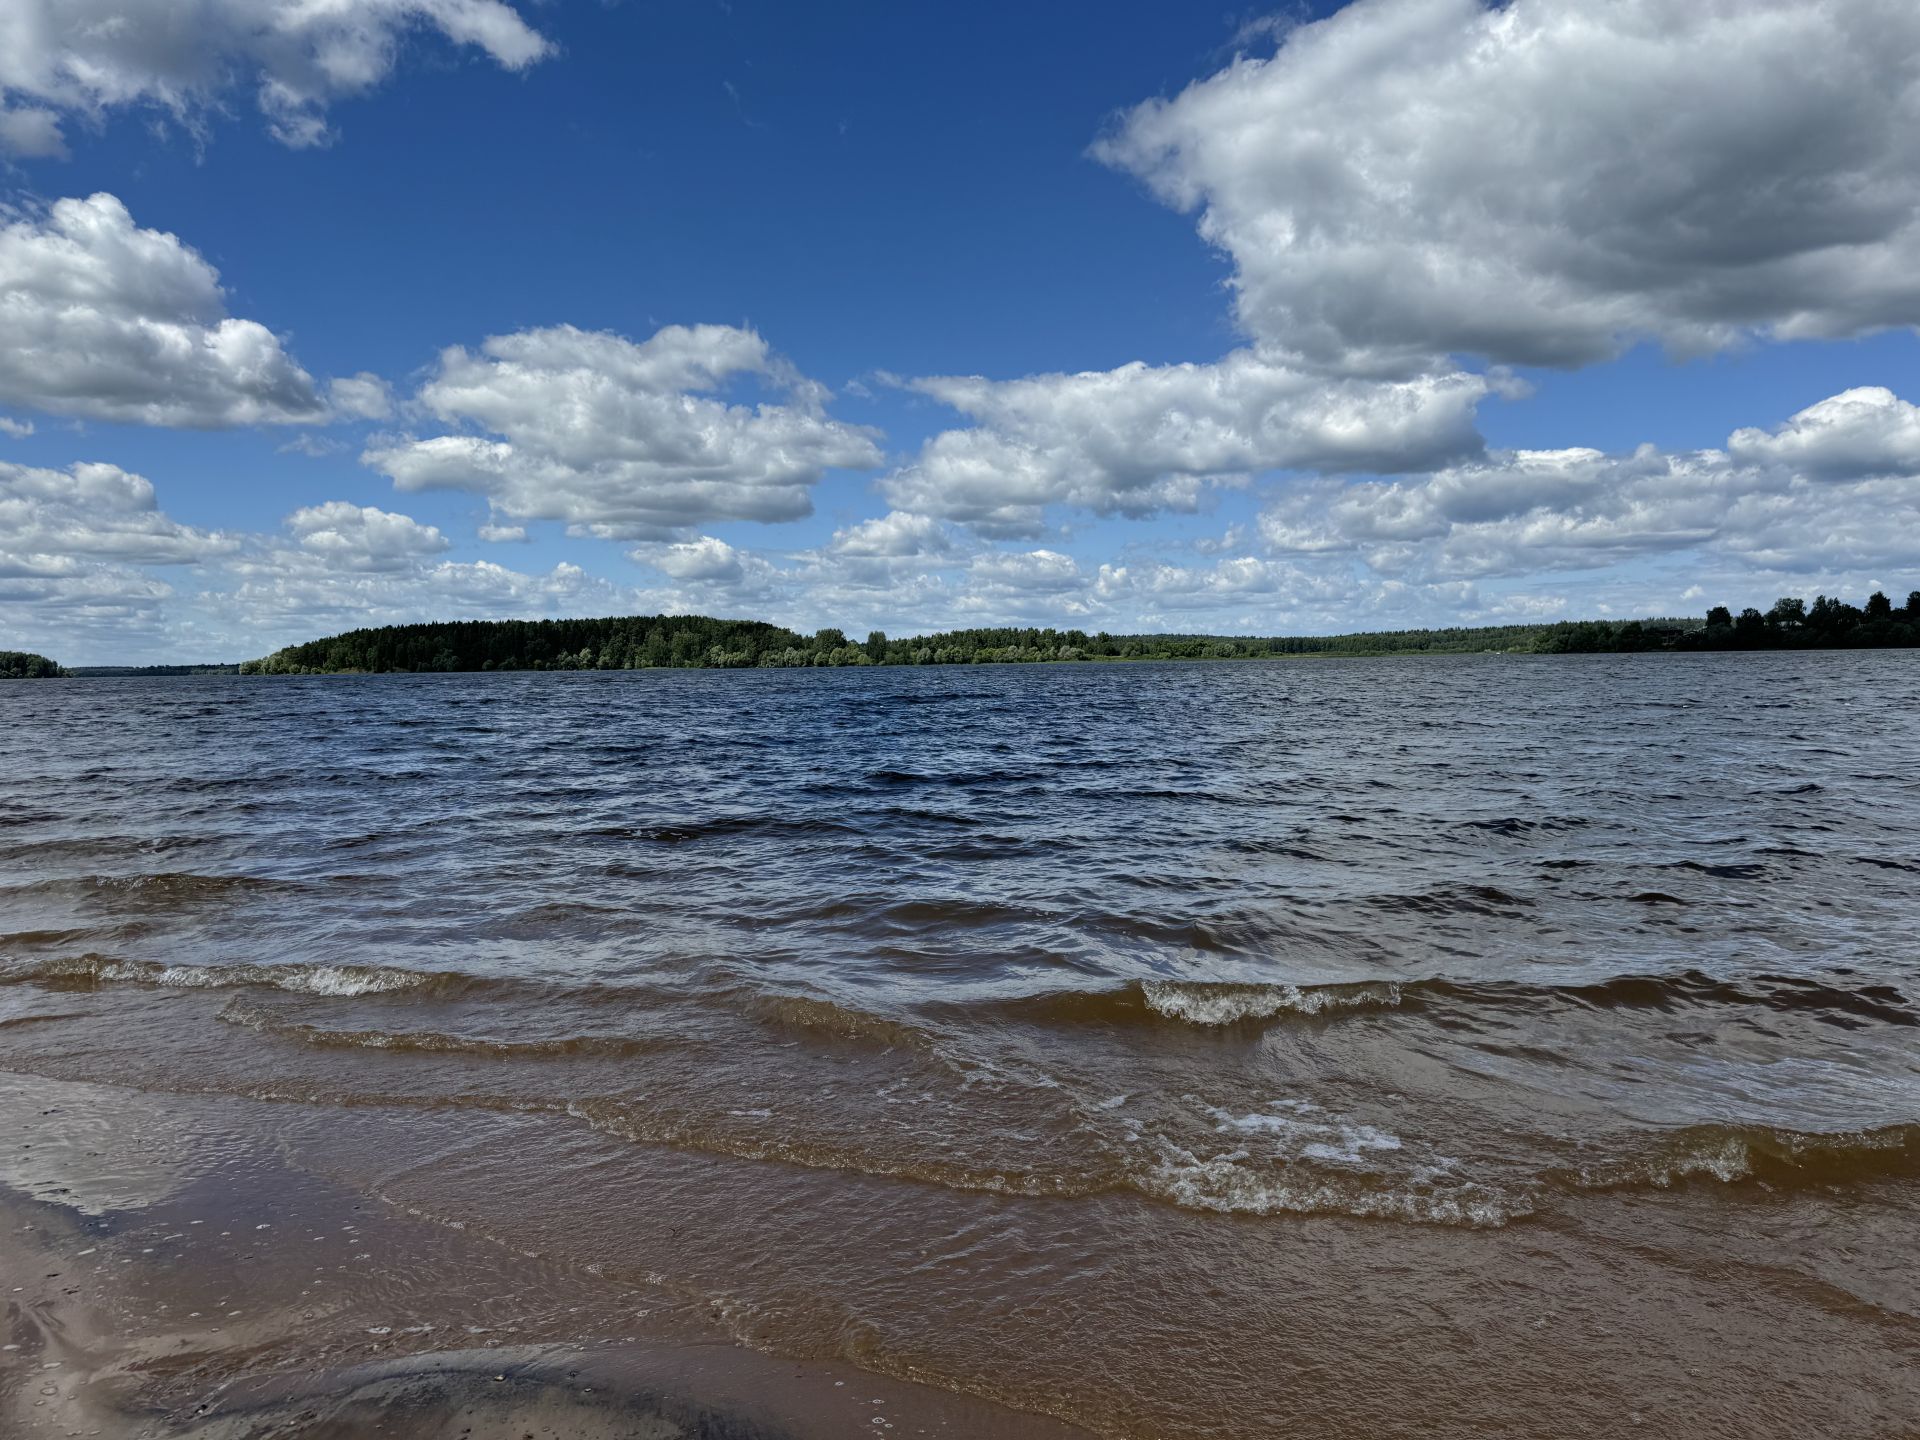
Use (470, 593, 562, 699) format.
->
(1142, 1140, 1522, 1226)
(1203, 1102, 1406, 1165)
(1642, 1135, 1753, 1186)
(30, 954, 441, 997)
(1140, 979, 1401, 1026)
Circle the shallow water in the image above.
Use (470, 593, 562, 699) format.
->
(3, 655, 1918, 1436)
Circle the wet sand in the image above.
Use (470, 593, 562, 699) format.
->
(0, 1076, 1093, 1440)
(7, 1069, 1919, 1439)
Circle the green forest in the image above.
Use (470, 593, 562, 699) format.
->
(0, 650, 65, 678)
(237, 587, 1920, 674)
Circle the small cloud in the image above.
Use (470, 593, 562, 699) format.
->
(0, 105, 67, 159)
(478, 522, 529, 543)
(0, 416, 33, 439)
(328, 372, 394, 421)
(277, 434, 344, 457)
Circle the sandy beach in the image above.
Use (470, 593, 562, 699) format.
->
(1, 1074, 1093, 1440)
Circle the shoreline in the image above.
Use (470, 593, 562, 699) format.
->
(0, 1074, 1094, 1440)
(55, 645, 1920, 679)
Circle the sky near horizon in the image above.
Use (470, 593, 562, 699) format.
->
(3, 0, 1919, 664)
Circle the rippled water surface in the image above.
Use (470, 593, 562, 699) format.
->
(4, 655, 1919, 1436)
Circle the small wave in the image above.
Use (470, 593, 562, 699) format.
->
(1662, 860, 1768, 880)
(969, 969, 1918, 1033)
(1553, 1123, 1920, 1193)
(0, 1012, 79, 1030)
(1456, 815, 1589, 837)
(217, 997, 660, 1058)
(561, 1097, 1519, 1225)
(622, 815, 859, 844)
(563, 1096, 1098, 1199)
(844, 688, 983, 707)
(1856, 855, 1920, 874)
(1141, 1143, 1523, 1226)
(1364, 884, 1532, 917)
(5, 954, 476, 998)
(967, 979, 1404, 1029)
(0, 871, 299, 906)
(864, 767, 1041, 790)
(780, 895, 1043, 932)
(1142, 980, 1402, 1026)
(0, 927, 97, 951)
(1422, 970, 1917, 1030)
(736, 991, 932, 1050)
(1220, 838, 1329, 860)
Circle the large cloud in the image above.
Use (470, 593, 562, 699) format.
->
(1727, 386, 1920, 481)
(365, 324, 884, 539)
(0, 193, 328, 427)
(284, 500, 450, 572)
(1097, 0, 1920, 372)
(0, 0, 551, 156)
(1260, 387, 1920, 580)
(882, 349, 1490, 536)
(0, 457, 235, 567)
(0, 457, 234, 651)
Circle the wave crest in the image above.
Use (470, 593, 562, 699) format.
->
(1554, 1123, 1920, 1192)
(6, 953, 471, 998)
(1141, 979, 1403, 1026)
(218, 997, 659, 1058)
(1141, 1146, 1524, 1226)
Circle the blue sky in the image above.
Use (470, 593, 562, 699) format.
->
(2, 0, 1918, 662)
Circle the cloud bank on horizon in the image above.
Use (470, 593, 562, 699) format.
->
(2, 0, 1919, 663)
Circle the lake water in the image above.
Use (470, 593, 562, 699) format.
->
(3, 654, 1918, 1436)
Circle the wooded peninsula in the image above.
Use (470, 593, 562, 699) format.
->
(234, 588, 1920, 674)
(0, 650, 65, 678)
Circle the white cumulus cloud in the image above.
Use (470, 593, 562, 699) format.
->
(1259, 387, 1920, 581)
(327, 373, 393, 422)
(1727, 386, 1920, 481)
(365, 323, 884, 539)
(285, 500, 450, 571)
(0, 0, 552, 157)
(1098, 0, 1920, 372)
(0, 457, 236, 566)
(883, 349, 1489, 536)
(0, 193, 334, 428)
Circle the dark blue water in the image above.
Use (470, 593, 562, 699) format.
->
(3, 654, 1917, 1437)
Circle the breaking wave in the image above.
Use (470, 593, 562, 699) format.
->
(1553, 1123, 1920, 1193)
(969, 979, 1405, 1029)
(4, 953, 478, 998)
(1141, 1145, 1525, 1227)
(1141, 980, 1402, 1026)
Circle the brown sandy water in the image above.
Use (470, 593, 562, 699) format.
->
(3, 656, 1919, 1435)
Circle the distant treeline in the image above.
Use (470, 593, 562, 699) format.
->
(240, 615, 1561, 673)
(68, 664, 244, 677)
(1538, 590, 1920, 654)
(0, 650, 65, 678)
(233, 587, 1915, 674)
